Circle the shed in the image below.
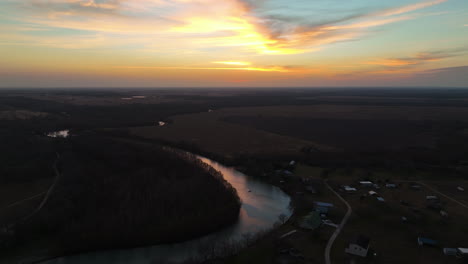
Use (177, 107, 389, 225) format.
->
(315, 202, 334, 208)
(343, 185, 357, 192)
(418, 237, 438, 247)
(360, 181, 373, 187)
(305, 185, 316, 194)
(299, 211, 322, 230)
(443, 248, 458, 256)
(345, 235, 370, 257)
(458, 248, 468, 258)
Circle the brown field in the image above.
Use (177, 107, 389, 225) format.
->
(130, 110, 334, 158)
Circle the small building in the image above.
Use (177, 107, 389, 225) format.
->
(283, 170, 293, 176)
(440, 210, 448, 217)
(376, 197, 385, 202)
(458, 186, 465, 192)
(343, 185, 357, 192)
(314, 202, 334, 215)
(305, 185, 316, 194)
(443, 248, 458, 256)
(360, 181, 373, 187)
(368, 191, 378, 196)
(410, 184, 421, 190)
(299, 211, 321, 230)
(289, 160, 296, 166)
(386, 183, 397, 188)
(345, 235, 370, 257)
(418, 237, 438, 247)
(426, 196, 439, 201)
(457, 248, 468, 258)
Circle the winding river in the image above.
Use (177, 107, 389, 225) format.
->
(41, 156, 292, 264)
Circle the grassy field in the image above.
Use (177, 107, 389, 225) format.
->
(130, 110, 332, 158)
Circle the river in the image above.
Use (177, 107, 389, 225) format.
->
(41, 156, 292, 264)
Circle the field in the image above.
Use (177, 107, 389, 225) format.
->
(2, 88, 468, 263)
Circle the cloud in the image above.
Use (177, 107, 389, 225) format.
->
(213, 61, 251, 66)
(2, 0, 451, 55)
(114, 64, 295, 72)
(248, 0, 449, 53)
(366, 48, 467, 68)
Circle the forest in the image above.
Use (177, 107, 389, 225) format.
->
(10, 134, 241, 254)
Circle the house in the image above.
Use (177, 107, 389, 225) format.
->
(368, 191, 378, 196)
(360, 181, 373, 187)
(315, 202, 334, 208)
(283, 170, 293, 176)
(443, 248, 458, 256)
(418, 237, 438, 247)
(299, 211, 321, 230)
(376, 197, 385, 202)
(289, 160, 296, 166)
(410, 184, 421, 190)
(314, 202, 334, 215)
(426, 196, 439, 201)
(305, 185, 316, 194)
(458, 186, 465, 192)
(343, 185, 357, 192)
(386, 183, 397, 188)
(457, 248, 468, 258)
(345, 235, 370, 257)
(440, 210, 448, 217)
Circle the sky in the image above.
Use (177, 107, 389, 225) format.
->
(0, 0, 467, 88)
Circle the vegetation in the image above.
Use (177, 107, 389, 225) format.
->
(11, 135, 241, 255)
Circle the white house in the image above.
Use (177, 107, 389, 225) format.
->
(360, 181, 373, 187)
(343, 186, 357, 192)
(345, 235, 370, 257)
(457, 248, 468, 258)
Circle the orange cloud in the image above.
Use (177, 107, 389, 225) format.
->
(213, 61, 251, 66)
(115, 65, 293, 72)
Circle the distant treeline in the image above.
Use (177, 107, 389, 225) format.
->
(15, 135, 241, 254)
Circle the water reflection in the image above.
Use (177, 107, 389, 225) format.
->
(42, 156, 292, 264)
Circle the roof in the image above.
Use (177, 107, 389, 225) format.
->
(315, 202, 334, 207)
(418, 237, 438, 246)
(458, 248, 468, 254)
(377, 197, 385, 202)
(299, 211, 322, 230)
(443, 248, 458, 255)
(360, 181, 373, 184)
(351, 235, 370, 249)
(368, 191, 377, 195)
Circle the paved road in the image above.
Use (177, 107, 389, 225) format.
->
(324, 181, 352, 264)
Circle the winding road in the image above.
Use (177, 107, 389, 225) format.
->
(324, 181, 352, 264)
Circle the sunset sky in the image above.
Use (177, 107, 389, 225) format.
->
(1, 0, 467, 87)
